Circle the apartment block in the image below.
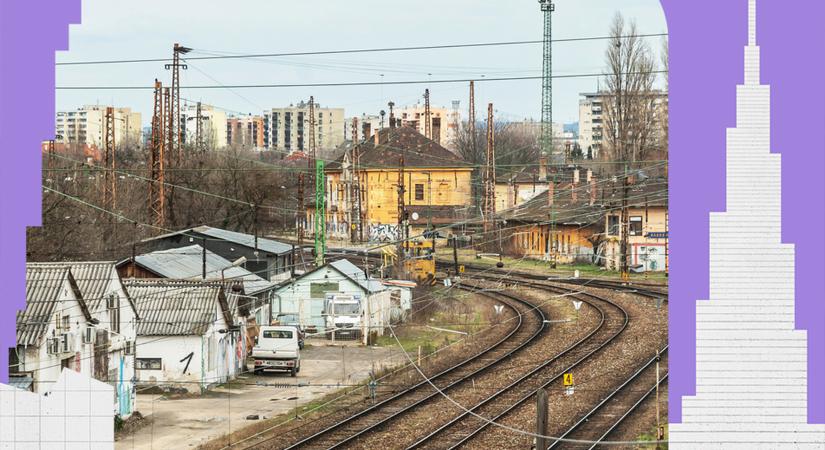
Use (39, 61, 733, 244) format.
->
(578, 90, 667, 159)
(263, 101, 345, 153)
(227, 115, 264, 150)
(55, 105, 142, 148)
(180, 103, 228, 149)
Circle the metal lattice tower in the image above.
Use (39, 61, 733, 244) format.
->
(165, 43, 190, 164)
(163, 87, 172, 168)
(424, 89, 431, 139)
(483, 103, 496, 232)
(149, 80, 166, 228)
(297, 173, 304, 245)
(102, 106, 116, 210)
(351, 117, 362, 243)
(539, 0, 555, 160)
(314, 160, 326, 266)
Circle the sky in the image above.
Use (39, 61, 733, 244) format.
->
(55, 0, 667, 128)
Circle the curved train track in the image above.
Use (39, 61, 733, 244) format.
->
(240, 281, 546, 449)
(407, 278, 629, 449)
(240, 250, 666, 450)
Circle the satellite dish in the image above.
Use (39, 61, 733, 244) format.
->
(411, 212, 420, 221)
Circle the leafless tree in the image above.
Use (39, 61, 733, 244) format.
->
(602, 13, 660, 169)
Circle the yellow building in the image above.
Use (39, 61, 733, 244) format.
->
(499, 178, 604, 264)
(317, 126, 473, 242)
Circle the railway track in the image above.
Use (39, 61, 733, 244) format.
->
(260, 283, 547, 449)
(547, 347, 669, 449)
(406, 280, 629, 450)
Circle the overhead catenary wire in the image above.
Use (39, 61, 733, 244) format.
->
(55, 33, 668, 66)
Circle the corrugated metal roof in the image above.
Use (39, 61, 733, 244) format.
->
(329, 259, 386, 293)
(27, 261, 114, 312)
(124, 279, 225, 336)
(134, 245, 276, 296)
(192, 226, 292, 255)
(17, 266, 92, 346)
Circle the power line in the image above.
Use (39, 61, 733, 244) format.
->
(55, 71, 667, 91)
(55, 34, 668, 66)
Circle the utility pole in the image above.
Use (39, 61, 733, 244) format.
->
(315, 160, 326, 267)
(468, 81, 477, 210)
(307, 96, 318, 241)
(388, 102, 395, 129)
(424, 89, 431, 139)
(655, 349, 662, 450)
(538, 0, 555, 162)
(536, 388, 549, 450)
(195, 101, 204, 152)
(297, 173, 304, 245)
(396, 153, 406, 278)
(483, 103, 496, 234)
(351, 117, 362, 243)
(47, 139, 55, 170)
(165, 43, 190, 164)
(102, 106, 116, 211)
(149, 80, 166, 228)
(620, 165, 630, 280)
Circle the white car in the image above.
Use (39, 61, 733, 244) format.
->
(251, 326, 301, 377)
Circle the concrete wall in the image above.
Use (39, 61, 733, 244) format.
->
(510, 223, 596, 264)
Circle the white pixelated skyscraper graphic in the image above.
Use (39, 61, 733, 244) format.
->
(670, 1, 825, 448)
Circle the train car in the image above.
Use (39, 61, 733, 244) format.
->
(403, 239, 436, 284)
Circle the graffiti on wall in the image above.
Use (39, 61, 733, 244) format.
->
(368, 224, 400, 242)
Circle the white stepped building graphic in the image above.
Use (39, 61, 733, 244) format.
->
(669, 1, 825, 448)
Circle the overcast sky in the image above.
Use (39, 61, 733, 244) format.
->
(55, 0, 667, 127)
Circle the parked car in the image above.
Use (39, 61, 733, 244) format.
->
(251, 326, 301, 376)
(274, 314, 305, 349)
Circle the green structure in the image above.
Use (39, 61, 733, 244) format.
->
(315, 160, 326, 266)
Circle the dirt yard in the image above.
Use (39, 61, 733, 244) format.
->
(115, 345, 406, 450)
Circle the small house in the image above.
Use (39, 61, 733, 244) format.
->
(125, 279, 243, 391)
(14, 263, 138, 421)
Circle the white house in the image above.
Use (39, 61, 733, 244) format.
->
(272, 259, 397, 342)
(126, 279, 245, 392)
(13, 263, 139, 419)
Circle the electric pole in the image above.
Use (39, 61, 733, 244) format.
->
(539, 0, 555, 162)
(297, 173, 304, 246)
(315, 160, 326, 267)
(424, 88, 431, 139)
(102, 106, 116, 211)
(149, 80, 166, 228)
(469, 81, 477, 211)
(483, 103, 496, 235)
(307, 96, 318, 240)
(165, 43, 190, 164)
(620, 166, 630, 280)
(47, 139, 55, 170)
(388, 101, 395, 129)
(195, 101, 203, 152)
(350, 117, 362, 243)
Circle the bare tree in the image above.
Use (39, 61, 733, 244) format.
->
(602, 13, 659, 168)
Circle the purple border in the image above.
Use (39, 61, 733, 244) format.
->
(0, 0, 822, 427)
(664, 0, 825, 423)
(0, 0, 81, 383)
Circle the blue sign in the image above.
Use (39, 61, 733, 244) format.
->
(646, 232, 668, 239)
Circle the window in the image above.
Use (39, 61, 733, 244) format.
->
(263, 330, 293, 339)
(414, 184, 424, 201)
(57, 314, 70, 331)
(108, 295, 120, 334)
(310, 282, 339, 298)
(608, 215, 620, 236)
(629, 216, 643, 236)
(136, 358, 162, 370)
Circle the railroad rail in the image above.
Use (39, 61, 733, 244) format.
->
(268, 283, 547, 450)
(547, 347, 669, 449)
(406, 279, 629, 449)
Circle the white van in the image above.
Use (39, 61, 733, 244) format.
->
(252, 325, 301, 376)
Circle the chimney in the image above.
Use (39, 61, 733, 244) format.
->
(539, 157, 548, 181)
(363, 123, 372, 142)
(573, 168, 580, 184)
(586, 168, 593, 183)
(589, 177, 597, 205)
(374, 130, 380, 146)
(547, 180, 554, 206)
(571, 181, 578, 204)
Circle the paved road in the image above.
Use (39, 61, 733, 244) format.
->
(115, 344, 405, 450)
